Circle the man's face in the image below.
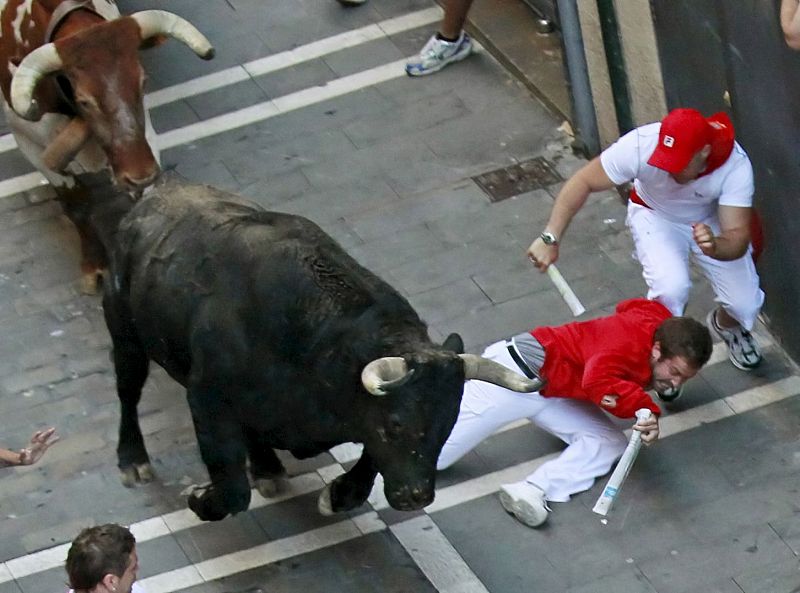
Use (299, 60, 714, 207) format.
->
(108, 549, 138, 593)
(669, 145, 711, 184)
(650, 344, 699, 393)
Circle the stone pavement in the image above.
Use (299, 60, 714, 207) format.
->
(0, 1, 799, 592)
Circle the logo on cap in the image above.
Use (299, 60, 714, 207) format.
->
(663, 135, 675, 147)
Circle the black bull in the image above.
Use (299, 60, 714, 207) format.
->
(90, 177, 539, 521)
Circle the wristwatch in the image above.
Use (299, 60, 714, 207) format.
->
(540, 231, 558, 246)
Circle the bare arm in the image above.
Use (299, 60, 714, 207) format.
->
(692, 205, 752, 261)
(781, 0, 800, 49)
(527, 157, 616, 270)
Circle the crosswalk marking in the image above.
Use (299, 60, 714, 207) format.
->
(155, 58, 410, 150)
(391, 516, 490, 593)
(1, 374, 797, 590)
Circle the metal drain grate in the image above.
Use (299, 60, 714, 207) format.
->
(472, 156, 562, 203)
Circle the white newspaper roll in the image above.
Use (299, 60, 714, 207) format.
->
(546, 264, 586, 316)
(592, 409, 653, 516)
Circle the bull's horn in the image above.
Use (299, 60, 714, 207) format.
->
(361, 357, 415, 396)
(460, 354, 542, 392)
(131, 10, 215, 60)
(42, 117, 91, 171)
(10, 44, 63, 121)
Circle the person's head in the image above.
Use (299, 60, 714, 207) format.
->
(648, 108, 713, 184)
(650, 316, 713, 393)
(65, 524, 138, 593)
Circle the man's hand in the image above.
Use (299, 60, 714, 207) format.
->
(692, 222, 716, 257)
(527, 237, 558, 272)
(19, 427, 59, 465)
(633, 414, 659, 445)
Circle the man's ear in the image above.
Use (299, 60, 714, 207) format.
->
(651, 341, 662, 362)
(101, 573, 118, 591)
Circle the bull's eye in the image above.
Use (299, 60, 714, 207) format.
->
(76, 98, 92, 111)
(387, 414, 404, 438)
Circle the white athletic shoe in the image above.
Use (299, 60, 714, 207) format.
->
(499, 481, 550, 527)
(707, 308, 762, 370)
(405, 32, 473, 76)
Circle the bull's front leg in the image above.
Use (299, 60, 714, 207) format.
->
(243, 426, 288, 498)
(318, 451, 377, 515)
(186, 386, 251, 521)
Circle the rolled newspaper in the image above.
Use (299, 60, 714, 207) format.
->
(546, 264, 586, 316)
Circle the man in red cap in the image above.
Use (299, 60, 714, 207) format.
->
(528, 108, 764, 380)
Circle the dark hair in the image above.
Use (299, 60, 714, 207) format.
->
(653, 316, 713, 369)
(65, 524, 135, 591)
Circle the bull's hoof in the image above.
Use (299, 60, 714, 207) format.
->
(186, 482, 250, 522)
(254, 476, 288, 499)
(188, 489, 230, 522)
(119, 463, 155, 487)
(135, 462, 155, 482)
(318, 485, 334, 516)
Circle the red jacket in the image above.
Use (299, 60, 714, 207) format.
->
(531, 298, 670, 418)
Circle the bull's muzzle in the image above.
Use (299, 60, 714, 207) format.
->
(386, 481, 435, 511)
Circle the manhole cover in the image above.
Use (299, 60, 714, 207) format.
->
(472, 156, 562, 203)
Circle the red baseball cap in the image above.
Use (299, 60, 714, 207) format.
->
(647, 108, 713, 174)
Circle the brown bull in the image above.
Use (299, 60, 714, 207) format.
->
(0, 0, 214, 291)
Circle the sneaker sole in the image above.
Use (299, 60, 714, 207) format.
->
(405, 46, 473, 77)
(498, 491, 548, 527)
(727, 351, 762, 371)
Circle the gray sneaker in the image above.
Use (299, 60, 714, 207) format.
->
(499, 481, 550, 527)
(707, 308, 762, 370)
(405, 32, 473, 76)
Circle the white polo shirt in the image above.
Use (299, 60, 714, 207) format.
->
(600, 122, 754, 224)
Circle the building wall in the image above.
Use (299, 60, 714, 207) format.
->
(576, 0, 618, 148)
(613, 0, 666, 125)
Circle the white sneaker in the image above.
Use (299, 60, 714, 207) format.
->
(707, 308, 762, 370)
(499, 482, 550, 527)
(405, 32, 473, 77)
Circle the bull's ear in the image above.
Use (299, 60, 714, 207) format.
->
(442, 333, 464, 354)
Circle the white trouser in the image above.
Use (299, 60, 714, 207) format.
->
(626, 202, 764, 330)
(439, 341, 628, 502)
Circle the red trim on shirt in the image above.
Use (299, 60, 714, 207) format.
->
(531, 298, 671, 418)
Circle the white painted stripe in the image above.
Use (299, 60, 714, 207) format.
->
(0, 134, 17, 153)
(128, 516, 171, 542)
(391, 516, 489, 593)
(144, 67, 251, 109)
(139, 564, 204, 593)
(2, 378, 797, 587)
(156, 59, 409, 150)
(725, 375, 800, 414)
(352, 511, 387, 536)
(0, 171, 47, 199)
(0, 470, 327, 582)
(5, 542, 71, 581)
(195, 521, 362, 582)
